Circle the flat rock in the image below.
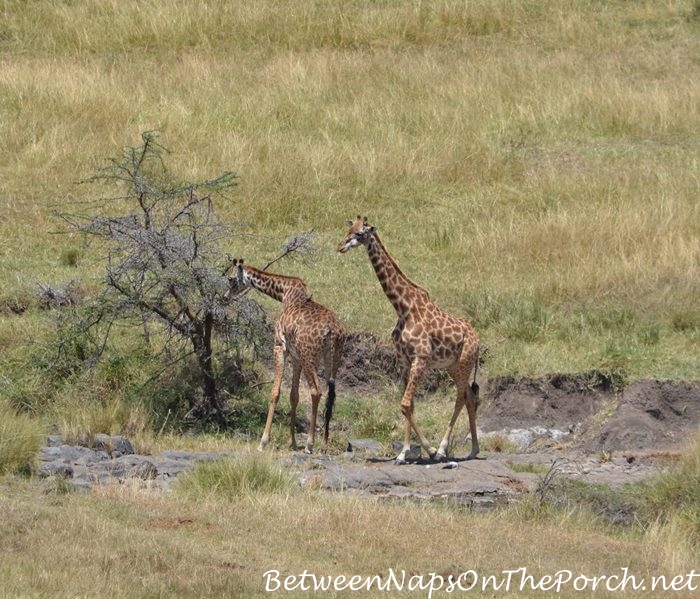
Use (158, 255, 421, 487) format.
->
(297, 455, 539, 510)
(38, 435, 228, 493)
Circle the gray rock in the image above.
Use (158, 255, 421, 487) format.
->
(346, 439, 385, 457)
(390, 441, 422, 461)
(92, 434, 134, 457)
(300, 455, 538, 510)
(102, 456, 158, 480)
(37, 439, 230, 493)
(38, 462, 74, 478)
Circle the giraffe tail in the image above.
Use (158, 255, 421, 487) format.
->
(470, 347, 480, 407)
(323, 379, 336, 443)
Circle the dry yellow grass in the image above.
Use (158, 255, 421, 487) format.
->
(2, 2, 698, 333)
(0, 478, 693, 598)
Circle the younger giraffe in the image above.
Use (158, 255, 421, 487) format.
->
(337, 216, 480, 464)
(229, 260, 345, 453)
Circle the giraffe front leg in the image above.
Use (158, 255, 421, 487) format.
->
(436, 394, 465, 461)
(394, 354, 413, 464)
(397, 358, 437, 463)
(394, 418, 412, 465)
(259, 345, 285, 452)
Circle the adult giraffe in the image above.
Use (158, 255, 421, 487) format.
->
(228, 260, 346, 454)
(337, 216, 480, 464)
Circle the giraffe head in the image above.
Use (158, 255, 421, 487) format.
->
(336, 215, 376, 253)
(226, 258, 248, 295)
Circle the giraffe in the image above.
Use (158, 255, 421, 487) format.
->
(228, 259, 346, 454)
(337, 216, 480, 464)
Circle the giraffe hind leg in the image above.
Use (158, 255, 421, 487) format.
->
(288, 361, 302, 451)
(436, 361, 477, 460)
(464, 382, 480, 459)
(302, 364, 322, 454)
(436, 388, 466, 461)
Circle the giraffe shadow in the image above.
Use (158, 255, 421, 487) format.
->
(365, 454, 485, 466)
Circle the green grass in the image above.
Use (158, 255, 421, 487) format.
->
(177, 454, 298, 499)
(642, 436, 700, 552)
(0, 400, 44, 475)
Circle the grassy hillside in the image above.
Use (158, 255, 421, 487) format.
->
(2, 0, 698, 384)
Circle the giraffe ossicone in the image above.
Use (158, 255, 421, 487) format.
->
(337, 215, 480, 464)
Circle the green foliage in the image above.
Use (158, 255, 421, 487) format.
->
(507, 461, 549, 475)
(671, 308, 700, 333)
(177, 454, 298, 499)
(59, 248, 80, 268)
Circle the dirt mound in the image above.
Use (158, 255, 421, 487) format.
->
(592, 380, 700, 451)
(337, 332, 397, 390)
(479, 372, 617, 432)
(479, 374, 700, 453)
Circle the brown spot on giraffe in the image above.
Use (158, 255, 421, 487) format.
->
(337, 216, 480, 464)
(228, 260, 346, 454)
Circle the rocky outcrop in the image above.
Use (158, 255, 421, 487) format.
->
(38, 433, 667, 509)
(38, 434, 224, 493)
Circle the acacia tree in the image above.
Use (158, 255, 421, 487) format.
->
(57, 132, 311, 425)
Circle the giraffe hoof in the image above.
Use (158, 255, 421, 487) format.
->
(394, 456, 408, 465)
(435, 451, 447, 462)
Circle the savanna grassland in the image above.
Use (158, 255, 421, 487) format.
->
(1, 1, 700, 597)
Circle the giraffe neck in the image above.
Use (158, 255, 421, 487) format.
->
(243, 267, 309, 304)
(365, 234, 427, 318)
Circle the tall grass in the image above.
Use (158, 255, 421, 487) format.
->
(0, 400, 44, 475)
(0, 472, 695, 598)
